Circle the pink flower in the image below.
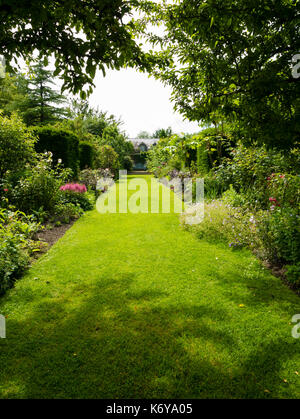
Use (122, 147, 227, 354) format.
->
(60, 183, 87, 193)
(3, 188, 8, 192)
(269, 197, 277, 202)
(279, 175, 285, 179)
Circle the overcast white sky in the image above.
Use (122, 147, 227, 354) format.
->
(89, 68, 200, 138)
(88, 6, 201, 137)
(16, 57, 201, 137)
(16, 55, 200, 138)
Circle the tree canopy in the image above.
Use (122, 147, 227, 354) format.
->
(0, 0, 153, 95)
(1, 0, 299, 149)
(153, 127, 173, 139)
(148, 0, 300, 149)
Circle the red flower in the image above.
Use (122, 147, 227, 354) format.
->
(269, 197, 277, 202)
(3, 188, 8, 192)
(279, 175, 285, 179)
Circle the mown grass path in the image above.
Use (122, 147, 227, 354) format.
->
(0, 175, 299, 398)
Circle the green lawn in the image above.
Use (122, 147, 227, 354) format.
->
(0, 175, 299, 398)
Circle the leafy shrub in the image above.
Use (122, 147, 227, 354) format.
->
(183, 197, 299, 269)
(79, 168, 114, 191)
(99, 124, 134, 168)
(0, 208, 40, 238)
(79, 141, 95, 170)
(266, 173, 300, 209)
(0, 208, 41, 295)
(78, 169, 99, 190)
(60, 190, 94, 211)
(0, 112, 37, 179)
(215, 144, 300, 209)
(0, 234, 28, 295)
(123, 155, 134, 171)
(204, 174, 227, 199)
(34, 126, 80, 177)
(286, 263, 300, 288)
(146, 144, 171, 177)
(196, 143, 210, 175)
(10, 153, 71, 215)
(167, 169, 180, 180)
(146, 129, 234, 177)
(194, 131, 233, 173)
(94, 145, 120, 176)
(52, 202, 83, 224)
(255, 206, 300, 265)
(222, 185, 246, 208)
(182, 200, 257, 249)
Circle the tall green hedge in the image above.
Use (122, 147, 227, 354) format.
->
(79, 141, 95, 170)
(34, 126, 79, 177)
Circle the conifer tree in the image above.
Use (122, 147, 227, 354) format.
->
(19, 62, 69, 126)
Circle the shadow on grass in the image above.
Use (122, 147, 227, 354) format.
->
(211, 258, 300, 310)
(0, 273, 299, 399)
